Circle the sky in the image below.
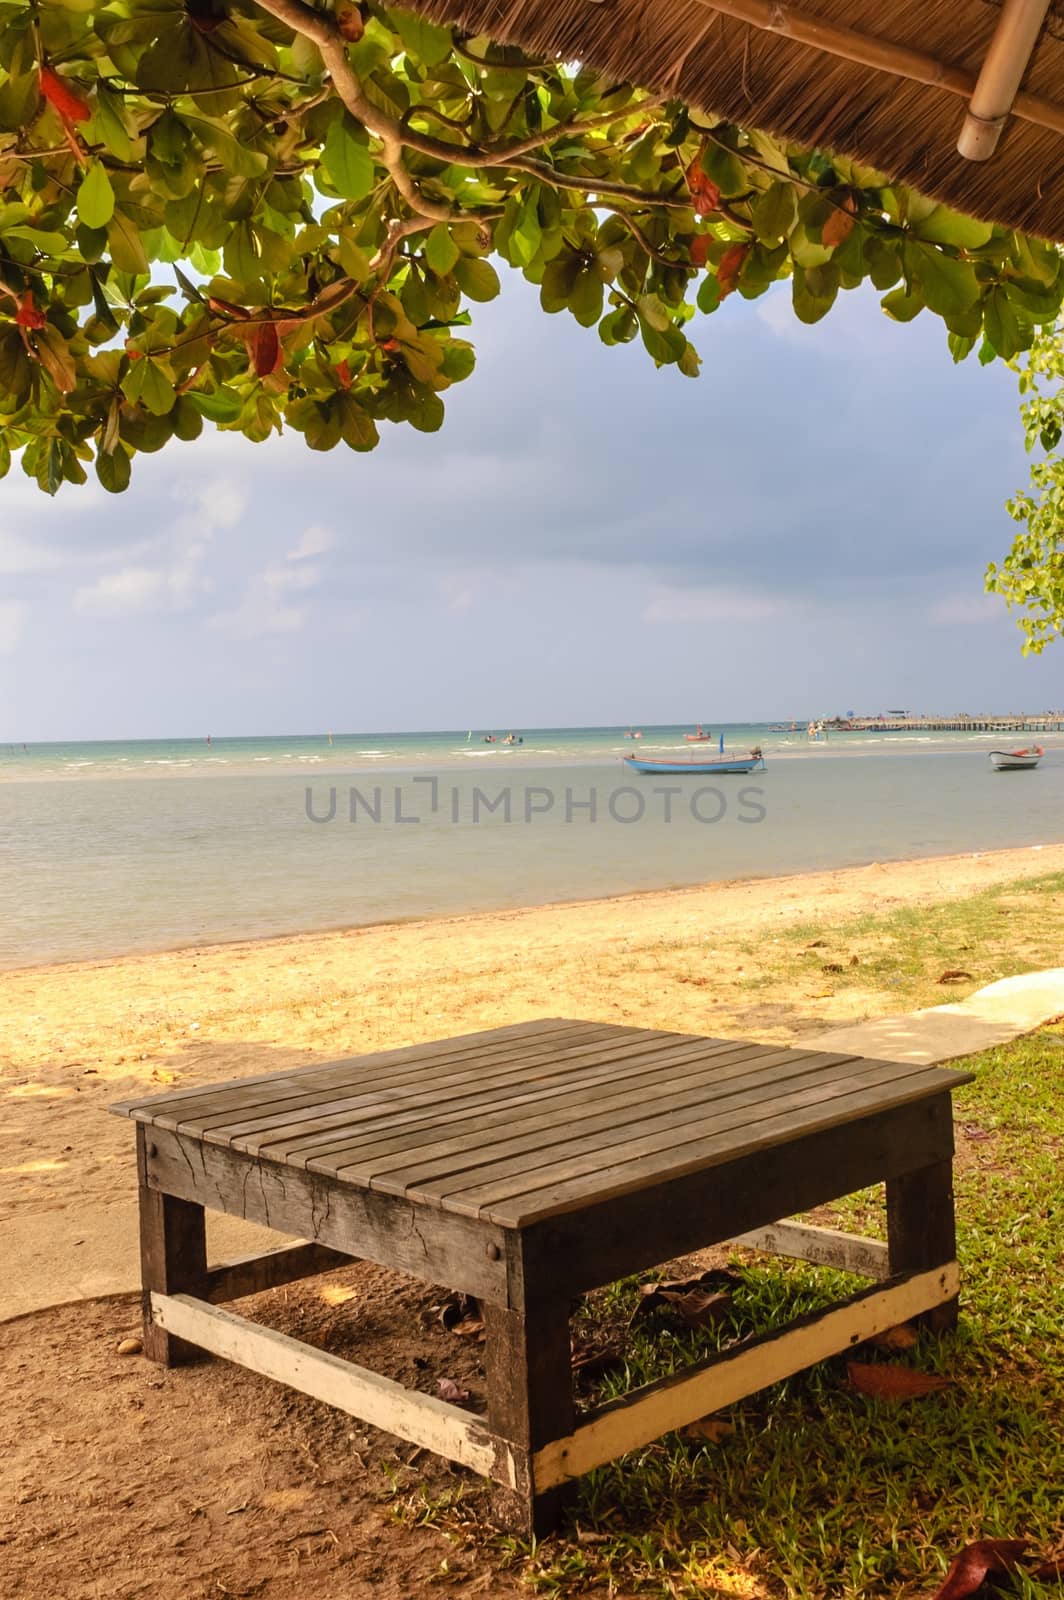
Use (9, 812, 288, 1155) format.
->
(3, 273, 1062, 741)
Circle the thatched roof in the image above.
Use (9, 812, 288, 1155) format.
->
(407, 0, 1064, 240)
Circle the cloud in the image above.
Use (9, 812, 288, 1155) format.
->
(643, 584, 793, 622)
(207, 560, 322, 638)
(287, 524, 334, 561)
(0, 600, 25, 654)
(928, 592, 1003, 625)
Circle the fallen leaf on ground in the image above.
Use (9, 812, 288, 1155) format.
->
(929, 1537, 1029, 1599)
(439, 1293, 483, 1339)
(575, 1527, 611, 1545)
(938, 969, 973, 983)
(870, 1322, 919, 1352)
(822, 962, 845, 974)
(681, 1416, 734, 1443)
(961, 1124, 993, 1141)
(805, 939, 828, 948)
(436, 1377, 470, 1403)
(634, 1270, 739, 1328)
(847, 1361, 951, 1400)
(570, 1336, 624, 1376)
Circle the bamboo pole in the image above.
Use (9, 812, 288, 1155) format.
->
(689, 0, 1064, 140)
(958, 0, 1052, 158)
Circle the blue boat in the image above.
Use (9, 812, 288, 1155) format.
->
(623, 750, 765, 776)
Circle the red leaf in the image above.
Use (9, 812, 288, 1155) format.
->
(846, 1361, 952, 1400)
(822, 194, 858, 249)
(251, 321, 281, 377)
(14, 292, 47, 330)
(335, 358, 351, 389)
(690, 234, 711, 269)
(930, 1538, 1029, 1600)
(716, 243, 750, 298)
(686, 151, 721, 218)
(40, 66, 91, 123)
(336, 4, 364, 40)
(207, 295, 251, 321)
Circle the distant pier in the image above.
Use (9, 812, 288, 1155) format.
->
(823, 713, 1064, 734)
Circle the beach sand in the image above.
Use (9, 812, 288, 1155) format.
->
(4, 838, 1063, 1320)
(4, 841, 1064, 1599)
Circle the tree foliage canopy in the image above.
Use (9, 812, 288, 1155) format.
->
(1, 0, 1064, 501)
(989, 322, 1064, 653)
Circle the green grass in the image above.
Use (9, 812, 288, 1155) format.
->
(611, 869, 1064, 1034)
(403, 1026, 1064, 1598)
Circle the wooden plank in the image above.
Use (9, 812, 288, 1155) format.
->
(517, 1096, 955, 1297)
(157, 1022, 647, 1139)
(195, 1026, 689, 1149)
(532, 1263, 960, 1490)
(137, 1123, 207, 1366)
(887, 1152, 959, 1331)
(253, 1035, 746, 1166)
(270, 1030, 742, 1171)
(150, 1292, 516, 1487)
(308, 1040, 793, 1180)
(361, 1049, 857, 1198)
(142, 1127, 509, 1302)
(436, 1060, 955, 1219)
(482, 1286, 575, 1536)
(729, 1221, 890, 1279)
(205, 1242, 354, 1303)
(110, 1017, 576, 1118)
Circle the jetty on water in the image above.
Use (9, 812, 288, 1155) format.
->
(822, 713, 1064, 735)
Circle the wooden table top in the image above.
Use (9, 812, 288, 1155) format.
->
(112, 1019, 973, 1227)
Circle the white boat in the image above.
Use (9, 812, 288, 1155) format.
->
(989, 746, 1044, 770)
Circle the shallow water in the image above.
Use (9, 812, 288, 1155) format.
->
(2, 729, 1062, 967)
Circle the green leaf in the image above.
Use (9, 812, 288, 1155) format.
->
(78, 162, 115, 230)
(184, 387, 244, 423)
(700, 141, 747, 199)
(391, 8, 453, 67)
(905, 242, 979, 316)
(96, 444, 132, 493)
(881, 287, 924, 323)
(911, 206, 994, 249)
(752, 181, 798, 245)
(122, 356, 176, 415)
(983, 286, 1025, 359)
(322, 115, 374, 200)
(792, 263, 838, 324)
(453, 256, 500, 302)
(424, 223, 460, 276)
(108, 213, 149, 276)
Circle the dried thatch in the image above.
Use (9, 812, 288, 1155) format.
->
(406, 0, 1064, 240)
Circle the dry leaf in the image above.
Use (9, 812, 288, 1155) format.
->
(634, 1270, 739, 1328)
(847, 1361, 951, 1400)
(436, 1377, 470, 1403)
(805, 939, 828, 948)
(439, 1293, 482, 1337)
(870, 1322, 919, 1352)
(570, 1337, 624, 1377)
(682, 1416, 734, 1443)
(930, 1537, 1029, 1600)
(822, 962, 845, 974)
(938, 969, 973, 983)
(961, 1124, 992, 1142)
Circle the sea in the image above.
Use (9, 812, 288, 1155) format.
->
(3, 722, 1063, 968)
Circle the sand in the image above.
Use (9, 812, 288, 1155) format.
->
(3, 838, 1062, 1322)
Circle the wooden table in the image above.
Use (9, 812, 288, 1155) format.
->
(111, 1018, 972, 1534)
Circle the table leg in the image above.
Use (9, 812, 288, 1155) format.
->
(886, 1158, 958, 1332)
(482, 1299, 575, 1537)
(137, 1124, 207, 1365)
